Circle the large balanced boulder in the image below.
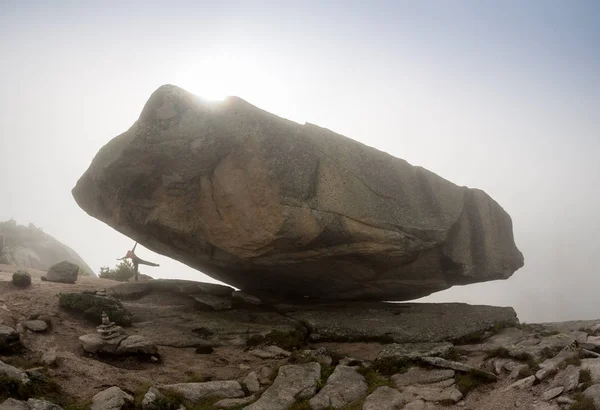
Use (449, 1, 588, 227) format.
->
(72, 85, 524, 301)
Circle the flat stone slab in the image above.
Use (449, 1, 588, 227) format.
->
(420, 357, 497, 381)
(283, 302, 517, 343)
(379, 343, 453, 361)
(309, 365, 367, 409)
(244, 363, 321, 410)
(159, 381, 244, 403)
(392, 367, 455, 387)
(193, 294, 233, 311)
(363, 386, 407, 410)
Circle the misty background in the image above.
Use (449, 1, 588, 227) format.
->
(1, 1, 598, 323)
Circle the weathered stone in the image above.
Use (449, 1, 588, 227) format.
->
(27, 399, 64, 410)
(570, 331, 589, 344)
(584, 384, 600, 407)
(0, 359, 30, 384)
(232, 291, 262, 305)
(541, 386, 564, 401)
(115, 335, 158, 355)
(363, 386, 407, 410)
(91, 386, 134, 410)
(309, 365, 367, 409)
(0, 324, 20, 351)
(243, 372, 260, 393)
(298, 348, 333, 366)
(114, 289, 302, 348)
(258, 366, 274, 385)
(379, 343, 453, 361)
(285, 302, 517, 343)
(582, 359, 600, 383)
(504, 375, 535, 391)
(72, 84, 524, 302)
(159, 381, 244, 403)
(552, 365, 579, 392)
(193, 294, 232, 311)
(23, 320, 48, 332)
(419, 357, 497, 381)
(214, 395, 256, 409)
(532, 403, 560, 410)
(41, 348, 58, 366)
(249, 345, 291, 359)
(12, 271, 31, 288)
(244, 363, 321, 410)
(107, 279, 235, 300)
(509, 334, 576, 360)
(141, 387, 167, 410)
(556, 396, 576, 405)
(403, 400, 427, 410)
(392, 367, 455, 387)
(588, 336, 600, 348)
(536, 366, 558, 382)
(485, 327, 526, 346)
(44, 261, 79, 283)
(583, 349, 600, 358)
(0, 399, 29, 410)
(403, 385, 463, 403)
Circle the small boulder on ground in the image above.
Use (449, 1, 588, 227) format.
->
(0, 324, 21, 352)
(0, 399, 29, 410)
(91, 386, 134, 410)
(0, 359, 30, 385)
(43, 261, 79, 283)
(583, 384, 600, 407)
(363, 386, 407, 410)
(245, 362, 321, 410)
(309, 365, 368, 409)
(12, 270, 31, 288)
(23, 320, 48, 333)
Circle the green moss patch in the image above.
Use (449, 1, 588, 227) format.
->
(58, 293, 132, 326)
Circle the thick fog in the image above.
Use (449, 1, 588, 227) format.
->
(1, 1, 598, 323)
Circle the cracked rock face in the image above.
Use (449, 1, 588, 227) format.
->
(72, 84, 524, 301)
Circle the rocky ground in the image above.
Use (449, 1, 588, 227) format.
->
(1, 264, 600, 409)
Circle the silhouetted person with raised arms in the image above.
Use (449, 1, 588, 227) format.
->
(117, 242, 159, 281)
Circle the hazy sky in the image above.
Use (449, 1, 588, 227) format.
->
(1, 1, 599, 323)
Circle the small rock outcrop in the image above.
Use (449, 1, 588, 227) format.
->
(90, 386, 134, 410)
(72, 84, 523, 302)
(43, 261, 79, 284)
(12, 270, 31, 288)
(308, 365, 368, 409)
(363, 386, 407, 410)
(157, 381, 244, 403)
(0, 359, 30, 385)
(245, 362, 321, 410)
(22, 320, 48, 332)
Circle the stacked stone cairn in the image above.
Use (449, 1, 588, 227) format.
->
(97, 311, 123, 341)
